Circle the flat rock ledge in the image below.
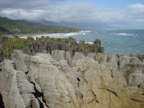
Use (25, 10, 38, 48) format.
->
(0, 50, 144, 108)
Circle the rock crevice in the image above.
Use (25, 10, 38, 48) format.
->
(0, 50, 144, 108)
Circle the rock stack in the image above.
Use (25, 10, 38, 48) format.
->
(24, 38, 104, 56)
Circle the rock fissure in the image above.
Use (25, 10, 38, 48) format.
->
(0, 93, 5, 108)
(77, 77, 80, 87)
(30, 81, 49, 108)
(110, 69, 113, 78)
(1, 50, 144, 108)
(130, 98, 144, 103)
(106, 88, 120, 99)
(91, 89, 99, 103)
(99, 87, 120, 99)
(12, 62, 16, 70)
(25, 71, 29, 75)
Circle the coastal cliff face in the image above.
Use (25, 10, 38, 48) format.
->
(0, 50, 144, 108)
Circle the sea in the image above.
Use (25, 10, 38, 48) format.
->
(21, 29, 144, 54)
(72, 30, 144, 54)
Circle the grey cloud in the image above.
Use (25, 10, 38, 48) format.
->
(0, 0, 55, 9)
(0, 9, 46, 21)
(0, 0, 144, 29)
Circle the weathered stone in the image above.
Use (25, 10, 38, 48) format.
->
(11, 50, 30, 72)
(51, 50, 65, 61)
(0, 50, 144, 108)
(0, 60, 26, 108)
(119, 56, 144, 88)
(0, 36, 9, 44)
(94, 53, 108, 64)
(0, 46, 4, 62)
(25, 42, 36, 55)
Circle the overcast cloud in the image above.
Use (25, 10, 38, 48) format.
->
(0, 0, 144, 29)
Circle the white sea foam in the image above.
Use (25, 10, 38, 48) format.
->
(85, 42, 93, 44)
(76, 41, 93, 44)
(80, 30, 91, 33)
(20, 33, 78, 39)
(20, 30, 91, 39)
(112, 33, 136, 36)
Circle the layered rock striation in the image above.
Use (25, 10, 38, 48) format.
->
(0, 36, 104, 61)
(24, 38, 104, 56)
(0, 50, 144, 108)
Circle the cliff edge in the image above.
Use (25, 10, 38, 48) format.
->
(0, 50, 144, 108)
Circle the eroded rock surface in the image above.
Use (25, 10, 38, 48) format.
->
(0, 50, 144, 108)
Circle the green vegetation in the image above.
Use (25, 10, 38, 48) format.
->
(35, 36, 65, 42)
(1, 36, 69, 58)
(0, 35, 103, 60)
(0, 17, 79, 34)
(3, 37, 35, 58)
(0, 27, 10, 35)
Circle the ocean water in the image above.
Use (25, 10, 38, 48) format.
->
(21, 30, 144, 54)
(71, 30, 144, 54)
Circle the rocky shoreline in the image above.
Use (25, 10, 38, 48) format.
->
(0, 48, 144, 108)
(0, 36, 104, 62)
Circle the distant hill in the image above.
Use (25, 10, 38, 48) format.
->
(37, 20, 62, 27)
(0, 26, 10, 34)
(0, 17, 79, 34)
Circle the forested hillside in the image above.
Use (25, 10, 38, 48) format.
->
(0, 17, 79, 34)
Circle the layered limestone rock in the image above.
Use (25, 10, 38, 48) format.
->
(0, 50, 144, 108)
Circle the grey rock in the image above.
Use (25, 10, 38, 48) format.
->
(0, 46, 4, 62)
(51, 50, 65, 61)
(94, 53, 108, 64)
(119, 56, 144, 87)
(1, 50, 144, 108)
(25, 42, 36, 55)
(0, 60, 26, 108)
(11, 50, 30, 73)
(0, 36, 9, 44)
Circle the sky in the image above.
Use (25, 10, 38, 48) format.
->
(0, 0, 144, 29)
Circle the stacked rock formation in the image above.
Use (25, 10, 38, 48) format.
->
(24, 38, 104, 56)
(0, 36, 10, 62)
(0, 36, 104, 61)
(0, 50, 144, 108)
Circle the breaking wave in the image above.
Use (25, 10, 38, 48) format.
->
(20, 30, 91, 39)
(111, 33, 137, 37)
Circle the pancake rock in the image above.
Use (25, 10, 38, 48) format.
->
(0, 50, 144, 108)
